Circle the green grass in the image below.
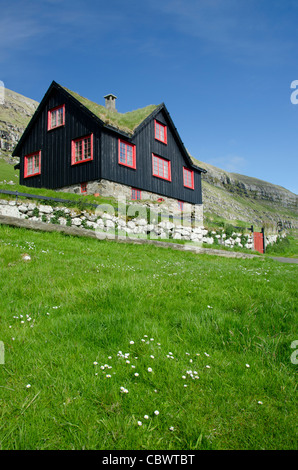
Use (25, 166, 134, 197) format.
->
(0, 225, 297, 450)
(0, 159, 19, 184)
(265, 235, 298, 258)
(0, 161, 118, 210)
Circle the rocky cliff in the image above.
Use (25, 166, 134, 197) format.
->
(190, 158, 297, 229)
(0, 88, 38, 158)
(194, 158, 297, 208)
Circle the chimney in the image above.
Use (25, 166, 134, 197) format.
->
(104, 93, 117, 112)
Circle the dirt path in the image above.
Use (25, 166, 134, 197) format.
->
(269, 256, 298, 264)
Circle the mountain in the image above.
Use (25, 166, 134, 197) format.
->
(0, 87, 38, 159)
(0, 87, 297, 230)
(188, 157, 297, 229)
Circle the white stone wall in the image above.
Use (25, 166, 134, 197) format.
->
(0, 198, 204, 243)
(0, 198, 283, 250)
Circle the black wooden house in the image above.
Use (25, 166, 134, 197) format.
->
(13, 81, 206, 211)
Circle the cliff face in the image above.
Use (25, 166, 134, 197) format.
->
(196, 159, 297, 208)
(191, 158, 297, 229)
(0, 88, 38, 157)
(0, 87, 297, 229)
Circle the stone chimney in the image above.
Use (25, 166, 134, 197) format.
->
(104, 94, 117, 112)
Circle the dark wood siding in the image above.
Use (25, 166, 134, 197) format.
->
(19, 87, 102, 189)
(101, 109, 202, 204)
(16, 83, 203, 205)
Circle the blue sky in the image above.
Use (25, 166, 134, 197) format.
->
(1, 0, 298, 194)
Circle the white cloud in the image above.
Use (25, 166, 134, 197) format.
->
(209, 155, 247, 173)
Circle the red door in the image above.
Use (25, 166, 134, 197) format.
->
(254, 232, 264, 253)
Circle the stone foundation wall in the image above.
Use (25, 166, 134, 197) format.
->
(58, 178, 201, 218)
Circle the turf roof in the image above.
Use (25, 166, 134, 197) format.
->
(63, 86, 158, 135)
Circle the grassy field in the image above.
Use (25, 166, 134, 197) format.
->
(0, 224, 297, 450)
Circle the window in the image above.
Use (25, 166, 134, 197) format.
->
(131, 188, 141, 200)
(118, 139, 136, 169)
(178, 201, 184, 211)
(24, 151, 41, 178)
(71, 134, 93, 165)
(152, 154, 171, 181)
(48, 104, 65, 130)
(183, 167, 194, 189)
(155, 120, 167, 144)
(81, 182, 87, 193)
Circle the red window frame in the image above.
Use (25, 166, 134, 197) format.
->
(71, 134, 93, 165)
(178, 200, 184, 211)
(24, 150, 41, 178)
(131, 188, 141, 200)
(81, 182, 87, 193)
(154, 120, 167, 144)
(183, 167, 194, 189)
(47, 104, 65, 131)
(152, 154, 171, 181)
(118, 139, 136, 169)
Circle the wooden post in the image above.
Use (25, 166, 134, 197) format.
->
(261, 227, 265, 253)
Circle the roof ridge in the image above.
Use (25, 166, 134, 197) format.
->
(62, 85, 159, 135)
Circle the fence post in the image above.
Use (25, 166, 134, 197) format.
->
(261, 227, 266, 253)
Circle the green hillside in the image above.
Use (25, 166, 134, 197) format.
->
(0, 88, 38, 131)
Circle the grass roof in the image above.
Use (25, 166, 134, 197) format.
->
(63, 86, 158, 135)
